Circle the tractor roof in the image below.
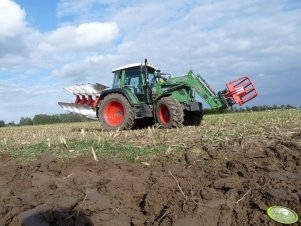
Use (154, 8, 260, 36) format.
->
(112, 62, 157, 73)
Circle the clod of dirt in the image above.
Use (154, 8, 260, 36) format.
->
(31, 172, 52, 187)
(252, 199, 268, 211)
(184, 147, 210, 165)
(213, 176, 246, 190)
(85, 189, 111, 212)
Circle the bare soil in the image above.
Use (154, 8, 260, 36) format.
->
(0, 136, 300, 226)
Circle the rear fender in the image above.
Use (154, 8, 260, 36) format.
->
(98, 89, 139, 106)
(97, 89, 147, 119)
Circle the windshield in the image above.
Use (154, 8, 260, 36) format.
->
(125, 67, 141, 87)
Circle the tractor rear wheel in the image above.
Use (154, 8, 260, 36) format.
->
(183, 110, 203, 126)
(156, 97, 184, 128)
(98, 93, 135, 131)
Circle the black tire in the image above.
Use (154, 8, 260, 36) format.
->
(183, 110, 203, 126)
(98, 93, 135, 131)
(155, 97, 184, 128)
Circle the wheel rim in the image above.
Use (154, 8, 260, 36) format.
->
(159, 105, 170, 125)
(104, 101, 124, 126)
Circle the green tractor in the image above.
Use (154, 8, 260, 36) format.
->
(59, 59, 258, 130)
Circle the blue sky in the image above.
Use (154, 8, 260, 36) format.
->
(0, 0, 301, 123)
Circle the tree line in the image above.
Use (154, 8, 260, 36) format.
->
(0, 104, 299, 127)
(0, 113, 91, 127)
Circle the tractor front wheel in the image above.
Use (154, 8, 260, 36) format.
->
(156, 97, 184, 128)
(98, 93, 135, 131)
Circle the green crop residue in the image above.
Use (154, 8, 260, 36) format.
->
(6, 138, 169, 162)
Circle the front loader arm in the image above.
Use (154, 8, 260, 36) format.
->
(157, 71, 227, 108)
(184, 71, 228, 109)
(183, 71, 258, 109)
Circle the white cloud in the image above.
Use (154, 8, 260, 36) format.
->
(37, 22, 118, 52)
(0, 0, 119, 71)
(51, 54, 119, 84)
(0, 0, 27, 40)
(0, 79, 68, 123)
(0, 54, 26, 71)
(0, 0, 29, 71)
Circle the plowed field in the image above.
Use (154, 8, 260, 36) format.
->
(0, 110, 300, 226)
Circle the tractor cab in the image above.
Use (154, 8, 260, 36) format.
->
(111, 62, 157, 102)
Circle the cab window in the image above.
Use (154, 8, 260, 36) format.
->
(148, 69, 156, 87)
(112, 71, 121, 88)
(125, 68, 141, 86)
(125, 67, 144, 99)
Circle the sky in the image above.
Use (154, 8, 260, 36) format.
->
(0, 0, 300, 123)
